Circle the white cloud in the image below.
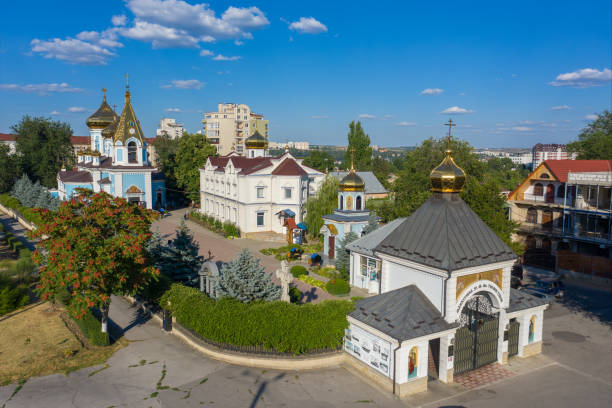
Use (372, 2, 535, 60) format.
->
(212, 54, 241, 61)
(121, 20, 199, 48)
(441, 106, 475, 115)
(199, 49, 214, 56)
(50, 110, 61, 115)
(30, 34, 120, 65)
(550, 68, 612, 87)
(112, 15, 127, 26)
(312, 115, 328, 119)
(234, 40, 244, 46)
(511, 126, 532, 131)
(585, 114, 598, 120)
(382, 114, 394, 120)
(0, 82, 84, 95)
(289, 17, 327, 34)
(162, 79, 205, 89)
(358, 113, 376, 119)
(126, 0, 269, 41)
(68, 106, 86, 112)
(519, 120, 536, 125)
(165, 107, 182, 112)
(550, 105, 571, 111)
(396, 121, 417, 127)
(420, 88, 443, 95)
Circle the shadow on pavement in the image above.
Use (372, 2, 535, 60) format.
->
(247, 372, 285, 408)
(301, 287, 320, 303)
(556, 283, 612, 327)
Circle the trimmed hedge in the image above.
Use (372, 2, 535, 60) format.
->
(1, 229, 27, 254)
(0, 276, 29, 317)
(290, 265, 308, 278)
(161, 284, 353, 354)
(137, 273, 173, 308)
(189, 212, 240, 238)
(56, 290, 110, 346)
(0, 193, 42, 226)
(325, 279, 351, 295)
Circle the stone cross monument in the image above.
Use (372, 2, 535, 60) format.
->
(276, 260, 292, 302)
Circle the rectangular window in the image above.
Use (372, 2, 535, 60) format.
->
(257, 211, 264, 227)
(256, 187, 264, 199)
(284, 187, 292, 199)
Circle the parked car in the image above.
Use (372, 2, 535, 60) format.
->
(518, 287, 554, 302)
(535, 279, 564, 298)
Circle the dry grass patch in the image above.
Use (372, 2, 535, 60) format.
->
(0, 302, 124, 385)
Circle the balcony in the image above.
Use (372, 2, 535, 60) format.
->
(563, 230, 612, 245)
(516, 224, 563, 237)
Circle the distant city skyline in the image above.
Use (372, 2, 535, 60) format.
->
(1, 0, 610, 148)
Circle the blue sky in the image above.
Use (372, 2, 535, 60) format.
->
(1, 0, 610, 147)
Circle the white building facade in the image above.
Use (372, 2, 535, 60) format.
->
(199, 144, 323, 235)
(156, 118, 184, 139)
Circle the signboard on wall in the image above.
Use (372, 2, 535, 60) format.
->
(345, 324, 392, 376)
(456, 269, 503, 300)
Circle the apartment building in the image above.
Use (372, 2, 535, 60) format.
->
(507, 160, 612, 281)
(156, 118, 184, 139)
(269, 141, 310, 150)
(202, 103, 269, 155)
(531, 144, 576, 169)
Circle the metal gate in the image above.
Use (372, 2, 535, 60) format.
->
(507, 321, 519, 357)
(454, 319, 499, 375)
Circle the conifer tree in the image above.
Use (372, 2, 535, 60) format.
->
(145, 227, 167, 270)
(165, 221, 203, 285)
(216, 249, 280, 302)
(362, 211, 379, 235)
(334, 231, 358, 280)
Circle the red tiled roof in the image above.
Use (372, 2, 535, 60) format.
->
(271, 158, 308, 176)
(71, 135, 89, 145)
(544, 160, 612, 182)
(0, 133, 16, 142)
(207, 156, 273, 175)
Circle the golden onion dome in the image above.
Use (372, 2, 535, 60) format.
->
(430, 149, 466, 193)
(339, 169, 365, 192)
(86, 89, 117, 129)
(245, 131, 267, 149)
(102, 118, 118, 139)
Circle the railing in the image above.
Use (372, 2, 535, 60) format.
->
(516, 224, 563, 236)
(562, 230, 611, 244)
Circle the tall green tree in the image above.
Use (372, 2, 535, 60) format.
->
(215, 249, 280, 302)
(174, 132, 217, 203)
(0, 144, 19, 193)
(345, 121, 372, 170)
(371, 156, 394, 187)
(164, 221, 204, 285)
(567, 111, 612, 159)
(486, 157, 530, 191)
(302, 150, 335, 172)
(305, 176, 339, 238)
(12, 116, 74, 188)
(334, 231, 358, 280)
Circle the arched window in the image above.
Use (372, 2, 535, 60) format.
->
(128, 141, 138, 163)
(529, 315, 536, 343)
(556, 183, 566, 198)
(356, 195, 362, 210)
(339, 195, 343, 210)
(408, 347, 418, 379)
(533, 183, 543, 196)
(540, 173, 550, 179)
(526, 207, 537, 224)
(545, 184, 555, 203)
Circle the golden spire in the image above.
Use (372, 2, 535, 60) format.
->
(349, 146, 355, 171)
(430, 120, 466, 193)
(125, 73, 130, 101)
(102, 88, 107, 101)
(339, 146, 364, 192)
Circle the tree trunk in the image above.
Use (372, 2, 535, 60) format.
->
(101, 303, 109, 333)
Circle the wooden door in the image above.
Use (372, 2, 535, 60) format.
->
(328, 236, 335, 259)
(542, 210, 553, 230)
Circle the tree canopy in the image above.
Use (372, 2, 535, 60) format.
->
(174, 132, 217, 203)
(12, 116, 74, 188)
(345, 121, 372, 170)
(302, 150, 335, 172)
(0, 144, 19, 193)
(305, 176, 339, 238)
(30, 189, 159, 331)
(215, 249, 280, 302)
(567, 111, 612, 159)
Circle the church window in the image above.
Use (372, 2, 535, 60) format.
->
(256, 186, 264, 199)
(128, 141, 138, 163)
(356, 195, 362, 210)
(257, 211, 264, 227)
(340, 195, 344, 210)
(533, 183, 543, 196)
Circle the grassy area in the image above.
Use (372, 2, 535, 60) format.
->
(0, 302, 123, 385)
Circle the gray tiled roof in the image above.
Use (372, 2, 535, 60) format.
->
(322, 213, 371, 223)
(58, 170, 93, 183)
(376, 193, 517, 273)
(507, 288, 549, 313)
(346, 217, 406, 257)
(350, 285, 458, 341)
(329, 171, 387, 194)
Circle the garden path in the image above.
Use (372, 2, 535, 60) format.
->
(153, 208, 335, 303)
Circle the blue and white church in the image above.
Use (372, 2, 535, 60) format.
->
(56, 79, 166, 209)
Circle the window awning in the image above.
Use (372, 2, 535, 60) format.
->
(297, 222, 307, 230)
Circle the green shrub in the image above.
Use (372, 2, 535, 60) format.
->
(298, 275, 325, 289)
(222, 221, 240, 238)
(161, 284, 352, 354)
(0, 278, 29, 316)
(137, 273, 173, 307)
(289, 286, 301, 303)
(214, 219, 222, 230)
(74, 311, 110, 346)
(0, 193, 43, 226)
(290, 265, 308, 278)
(316, 267, 339, 279)
(325, 279, 350, 295)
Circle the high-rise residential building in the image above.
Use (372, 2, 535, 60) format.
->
(532, 143, 576, 169)
(156, 118, 184, 139)
(202, 103, 269, 156)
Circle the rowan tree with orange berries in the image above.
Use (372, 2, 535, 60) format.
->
(30, 189, 159, 333)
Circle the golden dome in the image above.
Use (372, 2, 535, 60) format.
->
(339, 169, 365, 192)
(245, 131, 267, 149)
(102, 119, 118, 139)
(430, 149, 466, 193)
(86, 89, 117, 129)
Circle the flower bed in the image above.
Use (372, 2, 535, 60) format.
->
(189, 211, 240, 238)
(298, 275, 325, 289)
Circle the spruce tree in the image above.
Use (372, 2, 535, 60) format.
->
(11, 174, 29, 203)
(216, 249, 281, 303)
(334, 231, 358, 280)
(165, 221, 203, 285)
(362, 211, 379, 235)
(145, 227, 167, 271)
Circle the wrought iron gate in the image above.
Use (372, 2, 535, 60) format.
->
(507, 320, 519, 357)
(454, 319, 499, 375)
